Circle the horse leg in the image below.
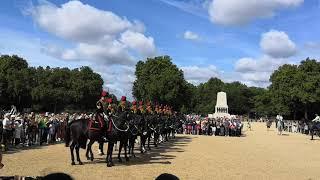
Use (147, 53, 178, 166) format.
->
(124, 140, 129, 162)
(140, 136, 146, 154)
(70, 143, 76, 165)
(130, 137, 136, 158)
(118, 141, 123, 163)
(87, 140, 95, 161)
(154, 134, 158, 147)
(75, 145, 83, 165)
(106, 141, 115, 167)
(99, 142, 105, 155)
(147, 135, 151, 150)
(85, 141, 90, 160)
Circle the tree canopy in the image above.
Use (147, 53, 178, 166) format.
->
(0, 55, 104, 112)
(133, 56, 320, 120)
(133, 56, 189, 110)
(1, 54, 319, 120)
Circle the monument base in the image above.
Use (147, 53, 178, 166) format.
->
(213, 113, 230, 119)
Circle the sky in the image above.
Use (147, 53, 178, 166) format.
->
(0, 0, 320, 100)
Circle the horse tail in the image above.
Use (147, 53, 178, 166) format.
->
(65, 123, 71, 147)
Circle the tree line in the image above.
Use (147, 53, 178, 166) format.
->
(1, 54, 319, 120)
(133, 56, 320, 120)
(0, 55, 104, 112)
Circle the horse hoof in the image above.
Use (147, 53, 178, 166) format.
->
(71, 162, 76, 166)
(148, 147, 151, 151)
(107, 163, 112, 167)
(79, 162, 83, 165)
(118, 158, 123, 163)
(91, 158, 94, 162)
(126, 157, 130, 162)
(86, 157, 90, 160)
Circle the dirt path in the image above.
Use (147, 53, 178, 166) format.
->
(1, 123, 320, 180)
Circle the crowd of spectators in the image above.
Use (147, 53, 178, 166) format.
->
(0, 110, 90, 151)
(182, 115, 243, 137)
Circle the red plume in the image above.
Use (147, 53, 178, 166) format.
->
(101, 90, 108, 97)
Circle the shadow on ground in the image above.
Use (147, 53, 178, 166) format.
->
(3, 142, 64, 155)
(83, 135, 193, 166)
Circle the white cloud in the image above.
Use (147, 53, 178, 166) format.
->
(260, 30, 297, 58)
(30, 0, 135, 42)
(181, 65, 220, 85)
(27, 0, 157, 98)
(233, 29, 298, 87)
(208, 0, 304, 26)
(95, 65, 136, 100)
(184, 31, 201, 41)
(29, 0, 156, 66)
(120, 30, 156, 57)
(234, 55, 288, 86)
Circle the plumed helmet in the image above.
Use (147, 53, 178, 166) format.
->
(121, 96, 126, 101)
(132, 101, 137, 105)
(139, 101, 143, 106)
(107, 98, 113, 103)
(101, 90, 108, 97)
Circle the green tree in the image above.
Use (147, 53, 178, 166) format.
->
(133, 56, 188, 110)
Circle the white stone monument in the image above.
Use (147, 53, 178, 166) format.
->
(213, 92, 230, 118)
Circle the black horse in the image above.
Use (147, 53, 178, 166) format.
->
(65, 119, 88, 165)
(65, 115, 106, 165)
(128, 114, 143, 157)
(104, 111, 131, 167)
(140, 114, 154, 153)
(309, 121, 320, 140)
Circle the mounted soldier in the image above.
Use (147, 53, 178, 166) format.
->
(146, 101, 153, 115)
(130, 101, 138, 114)
(91, 90, 108, 132)
(138, 101, 146, 115)
(118, 96, 128, 113)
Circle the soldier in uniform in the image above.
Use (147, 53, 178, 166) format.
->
(146, 101, 153, 115)
(106, 98, 115, 115)
(96, 91, 108, 118)
(139, 101, 145, 115)
(131, 101, 138, 114)
(94, 91, 108, 131)
(118, 96, 127, 112)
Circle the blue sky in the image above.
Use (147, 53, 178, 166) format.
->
(0, 0, 319, 99)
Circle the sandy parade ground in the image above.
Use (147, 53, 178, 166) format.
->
(1, 122, 320, 180)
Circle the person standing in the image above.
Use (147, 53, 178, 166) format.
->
(14, 119, 22, 146)
(2, 113, 12, 151)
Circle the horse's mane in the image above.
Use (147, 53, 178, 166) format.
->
(68, 118, 90, 125)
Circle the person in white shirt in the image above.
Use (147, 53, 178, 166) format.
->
(2, 113, 12, 150)
(14, 120, 22, 146)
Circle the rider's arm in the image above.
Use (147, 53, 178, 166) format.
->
(312, 116, 320, 122)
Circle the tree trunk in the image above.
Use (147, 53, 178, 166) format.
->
(304, 104, 308, 120)
(54, 101, 57, 114)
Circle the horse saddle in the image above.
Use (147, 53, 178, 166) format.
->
(89, 115, 105, 131)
